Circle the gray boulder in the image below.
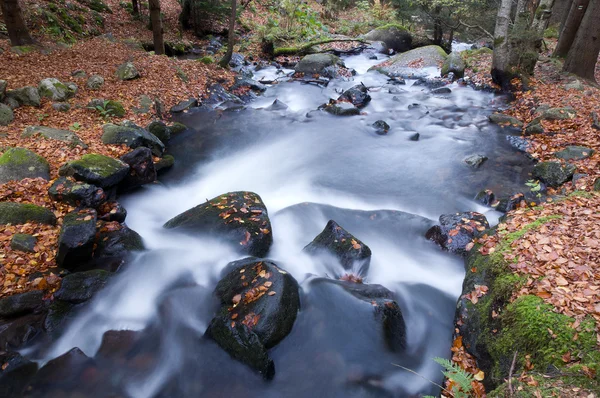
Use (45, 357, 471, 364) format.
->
(6, 86, 41, 107)
(364, 25, 412, 53)
(0, 202, 56, 225)
(59, 153, 130, 189)
(488, 113, 524, 128)
(56, 209, 97, 270)
(441, 52, 465, 79)
(115, 62, 140, 80)
(22, 126, 87, 148)
(554, 146, 594, 161)
(295, 54, 344, 76)
(10, 234, 37, 253)
(0, 103, 14, 126)
(0, 147, 50, 183)
(101, 122, 165, 156)
(370, 45, 447, 77)
(38, 78, 77, 101)
(532, 161, 576, 188)
(52, 103, 71, 112)
(86, 75, 104, 90)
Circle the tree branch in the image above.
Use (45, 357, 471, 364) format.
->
(273, 38, 368, 56)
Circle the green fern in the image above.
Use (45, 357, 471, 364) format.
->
(433, 357, 474, 397)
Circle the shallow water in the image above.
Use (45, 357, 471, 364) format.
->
(31, 52, 534, 397)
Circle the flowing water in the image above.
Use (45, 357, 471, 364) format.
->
(30, 52, 534, 397)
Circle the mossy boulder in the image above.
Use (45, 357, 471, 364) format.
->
(532, 161, 576, 187)
(0, 290, 44, 317)
(38, 78, 77, 101)
(155, 154, 174, 172)
(54, 270, 111, 304)
(56, 209, 97, 270)
(48, 177, 106, 208)
(59, 153, 130, 189)
(441, 51, 466, 79)
(87, 99, 126, 117)
(538, 106, 576, 121)
(11, 233, 37, 253)
(0, 147, 50, 183)
(294, 54, 344, 76)
(115, 62, 140, 80)
(0, 202, 56, 225)
(5, 86, 41, 107)
(205, 258, 300, 380)
(86, 74, 104, 90)
(303, 219, 372, 278)
(168, 122, 186, 135)
(0, 103, 14, 126)
(146, 121, 170, 142)
(22, 126, 87, 148)
(370, 45, 447, 77)
(488, 113, 524, 128)
(101, 122, 165, 156)
(364, 24, 412, 53)
(554, 146, 594, 161)
(163, 191, 273, 257)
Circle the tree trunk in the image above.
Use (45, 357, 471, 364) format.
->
(0, 0, 34, 46)
(219, 0, 237, 67)
(563, 0, 600, 81)
(149, 0, 164, 55)
(551, 0, 573, 28)
(554, 0, 590, 57)
(532, 0, 556, 34)
(131, 0, 139, 16)
(492, 0, 514, 90)
(432, 5, 443, 46)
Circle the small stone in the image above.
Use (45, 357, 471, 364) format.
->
(431, 87, 452, 94)
(71, 70, 87, 78)
(372, 120, 390, 135)
(409, 132, 420, 141)
(146, 121, 170, 142)
(0, 103, 14, 125)
(115, 62, 140, 80)
(52, 102, 71, 112)
(38, 78, 77, 102)
(488, 113, 523, 127)
(11, 233, 37, 252)
(564, 80, 584, 91)
(170, 98, 198, 113)
(464, 154, 488, 168)
(86, 74, 104, 90)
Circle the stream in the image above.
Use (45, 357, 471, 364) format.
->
(30, 52, 534, 397)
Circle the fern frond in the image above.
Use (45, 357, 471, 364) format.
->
(433, 356, 474, 394)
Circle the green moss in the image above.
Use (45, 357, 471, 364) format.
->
(0, 147, 49, 168)
(198, 56, 214, 64)
(74, 154, 125, 177)
(0, 202, 57, 225)
(496, 215, 562, 254)
(544, 26, 559, 39)
(375, 23, 407, 32)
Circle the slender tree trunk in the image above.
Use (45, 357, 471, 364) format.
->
(219, 0, 237, 67)
(563, 0, 600, 81)
(553, 0, 573, 29)
(492, 0, 514, 90)
(149, 0, 164, 55)
(0, 0, 34, 46)
(131, 0, 139, 16)
(432, 5, 443, 45)
(554, 0, 590, 56)
(532, 0, 556, 34)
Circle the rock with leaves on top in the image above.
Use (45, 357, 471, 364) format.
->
(426, 212, 489, 255)
(59, 154, 130, 189)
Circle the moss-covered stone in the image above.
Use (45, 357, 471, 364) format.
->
(115, 62, 140, 80)
(155, 154, 174, 172)
(441, 51, 466, 79)
(38, 78, 77, 101)
(11, 233, 37, 253)
(146, 121, 170, 142)
(87, 98, 125, 117)
(54, 269, 110, 303)
(101, 122, 165, 156)
(22, 126, 87, 148)
(0, 103, 14, 126)
(58, 153, 129, 188)
(364, 24, 412, 53)
(0, 147, 50, 183)
(532, 161, 576, 188)
(0, 202, 56, 225)
(168, 122, 186, 135)
(554, 145, 594, 161)
(5, 86, 41, 107)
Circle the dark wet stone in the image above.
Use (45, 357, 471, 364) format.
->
(372, 120, 390, 135)
(97, 201, 127, 223)
(532, 161, 576, 188)
(89, 224, 145, 270)
(323, 101, 361, 116)
(506, 135, 530, 152)
(54, 270, 111, 304)
(0, 290, 44, 317)
(488, 113, 523, 127)
(426, 212, 489, 255)
(43, 300, 77, 333)
(30, 347, 94, 387)
(0, 351, 38, 397)
(59, 154, 130, 189)
(409, 132, 420, 141)
(119, 147, 157, 191)
(56, 209, 97, 270)
(364, 26, 412, 53)
(0, 202, 56, 225)
(338, 84, 371, 109)
(48, 177, 106, 209)
(431, 87, 452, 95)
(96, 329, 142, 360)
(266, 99, 288, 111)
(474, 189, 497, 207)
(0, 312, 45, 350)
(146, 120, 171, 143)
(206, 258, 300, 379)
(554, 146, 594, 161)
(496, 192, 527, 213)
(10, 233, 37, 253)
(464, 154, 488, 169)
(155, 154, 175, 172)
(303, 219, 372, 278)
(232, 78, 266, 93)
(101, 122, 165, 156)
(163, 191, 273, 257)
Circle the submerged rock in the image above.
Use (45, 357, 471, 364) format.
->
(0, 202, 56, 225)
(464, 154, 488, 169)
(56, 209, 97, 270)
(303, 219, 372, 278)
(474, 189, 497, 207)
(205, 258, 300, 379)
(0, 147, 50, 183)
(426, 212, 489, 255)
(372, 120, 390, 135)
(338, 84, 371, 109)
(59, 153, 130, 189)
(163, 191, 273, 257)
(532, 161, 576, 188)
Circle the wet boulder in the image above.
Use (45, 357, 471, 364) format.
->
(364, 25, 412, 53)
(0, 312, 45, 350)
(48, 177, 106, 208)
(0, 290, 44, 318)
(59, 153, 130, 189)
(155, 154, 174, 172)
(431, 87, 451, 95)
(56, 209, 97, 270)
(370, 45, 446, 77)
(532, 161, 576, 188)
(372, 120, 390, 135)
(0, 147, 50, 183)
(322, 101, 361, 116)
(441, 51, 465, 79)
(170, 98, 198, 113)
(474, 189, 497, 207)
(28, 347, 95, 389)
(0, 202, 56, 225)
(96, 329, 142, 360)
(496, 193, 527, 213)
(205, 258, 300, 379)
(22, 125, 87, 148)
(119, 147, 157, 191)
(0, 351, 38, 397)
(488, 113, 523, 128)
(295, 54, 344, 76)
(426, 212, 489, 255)
(101, 122, 165, 156)
(303, 220, 372, 278)
(89, 224, 145, 270)
(115, 62, 140, 80)
(554, 146, 594, 161)
(54, 270, 111, 304)
(97, 201, 127, 223)
(38, 78, 77, 101)
(163, 191, 273, 257)
(464, 154, 488, 169)
(338, 84, 371, 108)
(203, 84, 242, 107)
(10, 233, 37, 253)
(146, 120, 170, 143)
(266, 99, 288, 111)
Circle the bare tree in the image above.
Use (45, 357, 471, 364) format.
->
(149, 0, 164, 55)
(219, 0, 237, 67)
(553, 0, 590, 57)
(491, 0, 514, 90)
(131, 0, 139, 16)
(563, 0, 600, 81)
(0, 0, 34, 46)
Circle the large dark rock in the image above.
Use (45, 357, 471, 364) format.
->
(294, 54, 344, 76)
(203, 84, 243, 107)
(96, 329, 142, 360)
(441, 51, 465, 79)
(338, 84, 371, 109)
(56, 209, 97, 270)
(0, 290, 44, 317)
(0, 202, 56, 225)
(163, 192, 273, 257)
(495, 193, 527, 213)
(426, 212, 489, 255)
(48, 177, 107, 208)
(54, 270, 111, 304)
(532, 161, 576, 188)
(205, 258, 300, 379)
(22, 126, 86, 148)
(303, 219, 372, 278)
(29, 347, 95, 388)
(101, 122, 165, 156)
(364, 25, 412, 53)
(90, 224, 145, 270)
(59, 153, 130, 189)
(10, 233, 37, 252)
(0, 147, 50, 183)
(146, 120, 171, 143)
(119, 147, 157, 191)
(0, 312, 45, 350)
(0, 351, 38, 397)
